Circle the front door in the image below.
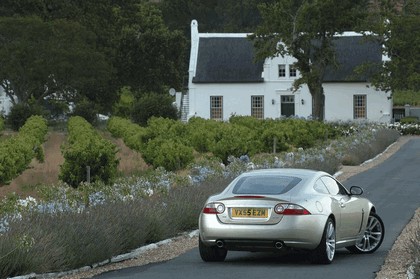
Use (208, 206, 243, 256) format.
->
(281, 95, 295, 117)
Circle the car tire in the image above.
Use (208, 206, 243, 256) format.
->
(199, 236, 227, 262)
(346, 212, 385, 254)
(311, 217, 336, 264)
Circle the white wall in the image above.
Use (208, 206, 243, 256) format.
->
(188, 81, 313, 120)
(324, 83, 392, 123)
(0, 87, 11, 115)
(188, 80, 392, 123)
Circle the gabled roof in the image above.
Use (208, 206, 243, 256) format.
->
(192, 34, 382, 83)
(192, 37, 264, 83)
(323, 36, 382, 82)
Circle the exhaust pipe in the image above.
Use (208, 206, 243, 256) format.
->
(274, 241, 284, 250)
(216, 240, 224, 248)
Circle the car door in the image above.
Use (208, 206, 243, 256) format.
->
(320, 176, 365, 240)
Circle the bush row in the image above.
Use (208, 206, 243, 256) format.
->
(107, 116, 147, 151)
(0, 116, 47, 184)
(107, 116, 341, 170)
(60, 116, 119, 188)
(107, 116, 194, 171)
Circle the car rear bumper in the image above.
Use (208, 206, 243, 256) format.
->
(199, 214, 328, 250)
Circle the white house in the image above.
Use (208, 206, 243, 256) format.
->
(184, 20, 392, 123)
(0, 87, 11, 115)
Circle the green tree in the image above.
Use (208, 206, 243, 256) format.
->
(70, 97, 100, 125)
(6, 102, 46, 131)
(112, 87, 136, 118)
(131, 93, 178, 126)
(251, 0, 369, 120)
(0, 1, 187, 115)
(160, 0, 220, 34)
(214, 0, 277, 32)
(114, 3, 187, 93)
(367, 0, 420, 92)
(160, 0, 276, 34)
(0, 16, 113, 112)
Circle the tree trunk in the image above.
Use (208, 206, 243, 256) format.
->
(308, 82, 325, 121)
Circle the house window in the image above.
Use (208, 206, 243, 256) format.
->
(289, 65, 297, 77)
(278, 64, 286, 77)
(210, 96, 223, 120)
(354, 95, 367, 119)
(251, 96, 264, 119)
(281, 95, 295, 117)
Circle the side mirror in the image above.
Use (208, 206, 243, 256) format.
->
(349, 186, 364, 195)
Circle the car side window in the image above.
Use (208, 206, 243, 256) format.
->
(314, 179, 330, 194)
(336, 180, 350, 195)
(321, 176, 348, 195)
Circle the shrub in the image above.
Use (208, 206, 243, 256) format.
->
(340, 128, 400, 166)
(400, 116, 419, 124)
(142, 138, 194, 171)
(210, 123, 261, 164)
(145, 117, 188, 142)
(389, 122, 420, 135)
(0, 116, 47, 183)
(70, 98, 99, 125)
(131, 93, 178, 126)
(112, 86, 135, 119)
(6, 103, 46, 131)
(60, 116, 119, 187)
(260, 127, 290, 153)
(228, 115, 264, 130)
(186, 117, 219, 153)
(229, 117, 337, 153)
(0, 176, 233, 277)
(107, 116, 148, 151)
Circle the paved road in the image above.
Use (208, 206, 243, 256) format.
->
(94, 138, 420, 279)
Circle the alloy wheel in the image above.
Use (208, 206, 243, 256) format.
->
(355, 214, 384, 252)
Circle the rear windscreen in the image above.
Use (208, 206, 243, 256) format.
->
(232, 175, 302, 195)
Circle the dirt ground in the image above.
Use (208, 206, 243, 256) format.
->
(0, 131, 149, 198)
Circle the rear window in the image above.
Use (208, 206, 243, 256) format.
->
(232, 175, 302, 195)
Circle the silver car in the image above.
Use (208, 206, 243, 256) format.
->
(198, 168, 384, 264)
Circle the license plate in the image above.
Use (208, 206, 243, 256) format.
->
(231, 208, 268, 218)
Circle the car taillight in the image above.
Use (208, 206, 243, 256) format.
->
(202, 203, 225, 214)
(274, 203, 311, 215)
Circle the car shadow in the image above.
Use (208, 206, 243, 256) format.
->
(223, 249, 354, 266)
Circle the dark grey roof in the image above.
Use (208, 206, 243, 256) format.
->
(193, 37, 264, 83)
(193, 35, 382, 83)
(323, 36, 382, 82)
